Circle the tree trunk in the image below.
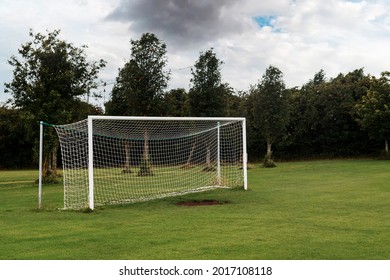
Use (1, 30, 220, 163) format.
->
(51, 147, 58, 177)
(202, 144, 216, 172)
(206, 145, 211, 167)
(385, 139, 389, 153)
(44, 146, 58, 177)
(138, 131, 153, 176)
(42, 156, 48, 178)
(180, 141, 197, 169)
(42, 145, 59, 182)
(143, 131, 149, 159)
(186, 141, 196, 165)
(264, 139, 276, 168)
(122, 140, 132, 173)
(266, 141, 272, 156)
(125, 141, 130, 168)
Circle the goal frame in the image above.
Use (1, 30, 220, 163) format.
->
(38, 116, 248, 210)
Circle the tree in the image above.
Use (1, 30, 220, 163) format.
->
(163, 88, 189, 117)
(105, 32, 170, 116)
(188, 48, 228, 117)
(187, 48, 229, 170)
(5, 29, 106, 179)
(106, 33, 170, 175)
(355, 72, 390, 156)
(251, 65, 288, 167)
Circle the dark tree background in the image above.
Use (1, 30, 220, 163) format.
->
(2, 30, 389, 170)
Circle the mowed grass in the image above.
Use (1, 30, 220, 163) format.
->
(0, 159, 389, 260)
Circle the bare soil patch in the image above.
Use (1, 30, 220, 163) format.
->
(176, 199, 230, 206)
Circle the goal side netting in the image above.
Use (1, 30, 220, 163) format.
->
(50, 116, 247, 209)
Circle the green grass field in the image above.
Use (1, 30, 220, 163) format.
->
(0, 159, 389, 260)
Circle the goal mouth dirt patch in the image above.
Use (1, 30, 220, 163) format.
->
(176, 199, 230, 206)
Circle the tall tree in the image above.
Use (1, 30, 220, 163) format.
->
(355, 72, 390, 156)
(251, 65, 288, 166)
(106, 33, 170, 175)
(188, 48, 228, 117)
(105, 32, 170, 116)
(5, 29, 106, 179)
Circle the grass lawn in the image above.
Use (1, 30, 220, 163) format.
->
(0, 159, 389, 260)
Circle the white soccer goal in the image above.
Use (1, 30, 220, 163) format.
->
(39, 116, 247, 210)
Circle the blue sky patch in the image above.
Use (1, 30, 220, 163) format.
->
(254, 16, 276, 28)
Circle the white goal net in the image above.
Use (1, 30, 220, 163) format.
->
(49, 116, 247, 209)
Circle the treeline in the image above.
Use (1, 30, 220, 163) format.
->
(1, 30, 389, 170)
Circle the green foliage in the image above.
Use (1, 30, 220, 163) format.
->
(5, 29, 106, 124)
(280, 68, 375, 158)
(163, 88, 189, 116)
(0, 107, 33, 168)
(189, 48, 229, 117)
(355, 72, 390, 153)
(4, 29, 106, 175)
(106, 33, 170, 116)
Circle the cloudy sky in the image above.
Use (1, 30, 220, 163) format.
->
(1, 0, 390, 107)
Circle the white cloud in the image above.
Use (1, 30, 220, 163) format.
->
(225, 0, 390, 87)
(1, 0, 390, 107)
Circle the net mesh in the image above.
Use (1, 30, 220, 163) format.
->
(54, 117, 245, 209)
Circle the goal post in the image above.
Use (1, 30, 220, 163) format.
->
(87, 116, 95, 210)
(40, 116, 248, 210)
(38, 121, 44, 209)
